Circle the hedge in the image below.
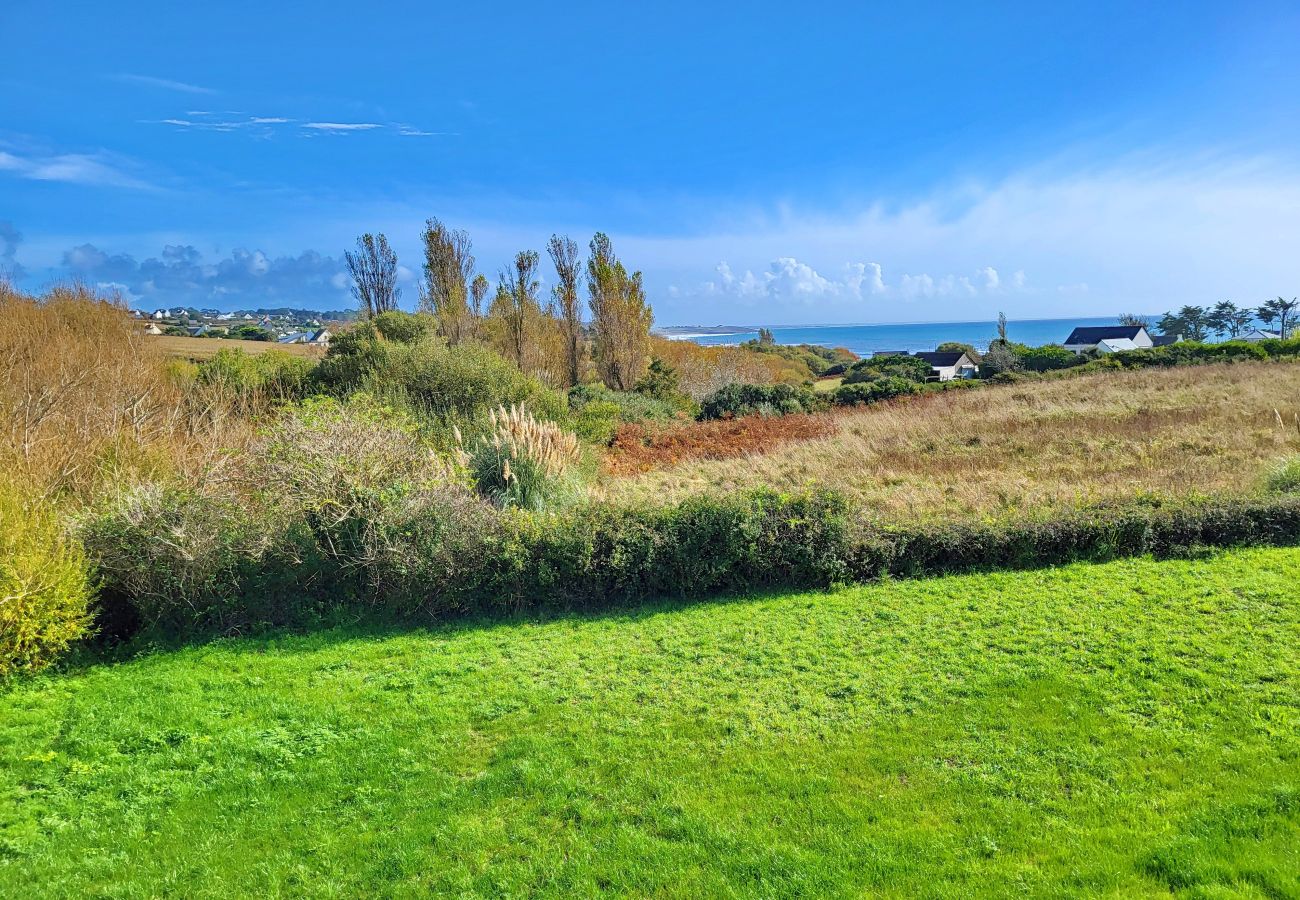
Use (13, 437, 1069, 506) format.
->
(79, 487, 1300, 646)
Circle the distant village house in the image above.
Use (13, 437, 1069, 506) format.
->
(1062, 325, 1154, 354)
(1241, 329, 1282, 342)
(871, 349, 979, 381)
(912, 350, 979, 381)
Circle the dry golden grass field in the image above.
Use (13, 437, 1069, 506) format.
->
(149, 334, 324, 361)
(605, 361, 1300, 520)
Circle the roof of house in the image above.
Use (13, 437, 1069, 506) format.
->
(1063, 325, 1147, 345)
(1097, 337, 1139, 352)
(913, 351, 968, 367)
(871, 350, 910, 357)
(1244, 329, 1282, 339)
(1151, 334, 1180, 346)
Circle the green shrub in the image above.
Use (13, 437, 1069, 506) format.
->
(570, 383, 682, 424)
(570, 399, 623, 445)
(519, 488, 853, 608)
(0, 481, 94, 677)
(197, 347, 315, 404)
(1017, 344, 1079, 372)
(832, 376, 919, 406)
(470, 405, 584, 510)
(843, 355, 932, 385)
(698, 383, 825, 420)
(319, 337, 565, 443)
(1265, 457, 1300, 494)
(372, 310, 439, 344)
(739, 340, 857, 377)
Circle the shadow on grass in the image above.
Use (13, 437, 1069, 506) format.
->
(37, 539, 1283, 682)
(49, 581, 802, 678)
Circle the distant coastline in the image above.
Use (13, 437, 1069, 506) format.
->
(655, 325, 760, 338)
(663, 315, 1139, 356)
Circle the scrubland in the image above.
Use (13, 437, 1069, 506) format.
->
(609, 362, 1300, 519)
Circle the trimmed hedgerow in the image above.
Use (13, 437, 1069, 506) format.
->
(850, 496, 1300, 580)
(79, 483, 1300, 647)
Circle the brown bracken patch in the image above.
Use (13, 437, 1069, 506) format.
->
(604, 413, 836, 476)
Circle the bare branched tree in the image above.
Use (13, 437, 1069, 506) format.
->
(345, 233, 401, 318)
(1117, 313, 1151, 329)
(547, 234, 585, 386)
(420, 218, 475, 345)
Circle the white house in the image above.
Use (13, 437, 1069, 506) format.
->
(1062, 325, 1153, 354)
(1241, 329, 1283, 342)
(1096, 337, 1140, 354)
(913, 351, 979, 381)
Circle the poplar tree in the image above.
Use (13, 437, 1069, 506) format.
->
(587, 232, 653, 391)
(489, 250, 543, 371)
(547, 234, 585, 386)
(345, 233, 400, 317)
(420, 218, 475, 345)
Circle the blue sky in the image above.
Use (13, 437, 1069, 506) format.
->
(3, 0, 1299, 324)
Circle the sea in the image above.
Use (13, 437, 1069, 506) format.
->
(669, 316, 1128, 356)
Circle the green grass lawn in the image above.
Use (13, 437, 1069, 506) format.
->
(3, 549, 1298, 897)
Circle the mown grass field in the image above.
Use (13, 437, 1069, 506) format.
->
(3, 548, 1297, 897)
(608, 361, 1300, 520)
(149, 334, 324, 361)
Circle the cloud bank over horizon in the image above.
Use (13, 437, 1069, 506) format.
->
(57, 243, 355, 310)
(6, 155, 1300, 324)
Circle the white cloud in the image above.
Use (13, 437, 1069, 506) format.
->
(0, 150, 149, 189)
(635, 157, 1300, 323)
(303, 122, 383, 132)
(691, 258, 1002, 306)
(112, 73, 217, 95)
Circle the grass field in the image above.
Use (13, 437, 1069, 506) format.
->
(149, 334, 324, 361)
(609, 361, 1300, 519)
(3, 548, 1297, 896)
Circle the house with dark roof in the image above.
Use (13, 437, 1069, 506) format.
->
(1062, 325, 1153, 354)
(913, 350, 979, 381)
(1151, 334, 1181, 347)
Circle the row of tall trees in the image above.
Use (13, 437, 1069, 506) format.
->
(1156, 298, 1298, 342)
(343, 225, 653, 390)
